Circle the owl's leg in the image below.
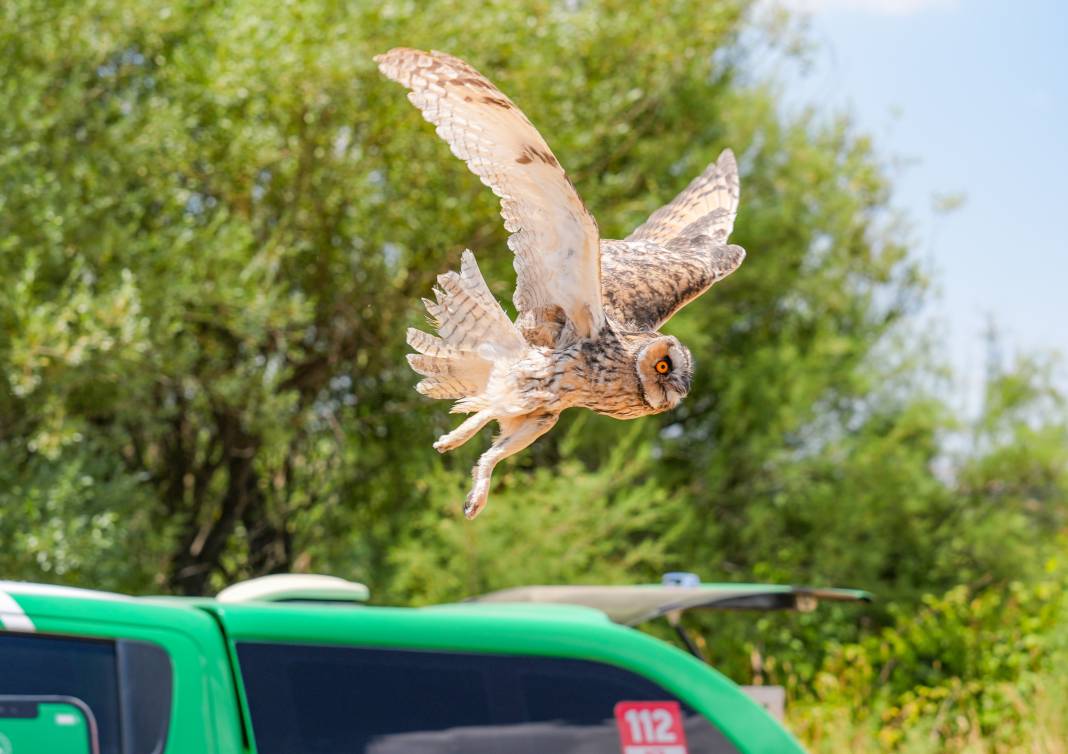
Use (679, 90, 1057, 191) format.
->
(464, 412, 559, 520)
(434, 410, 493, 453)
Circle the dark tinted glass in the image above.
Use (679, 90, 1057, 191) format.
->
(0, 634, 120, 754)
(238, 643, 741, 754)
(117, 640, 173, 754)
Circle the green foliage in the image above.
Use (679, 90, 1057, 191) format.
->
(2, 2, 1067, 750)
(3, 0, 930, 596)
(794, 563, 1068, 752)
(386, 422, 674, 604)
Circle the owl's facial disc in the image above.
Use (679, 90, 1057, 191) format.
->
(637, 336, 693, 411)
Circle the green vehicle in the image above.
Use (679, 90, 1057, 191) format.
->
(0, 575, 869, 754)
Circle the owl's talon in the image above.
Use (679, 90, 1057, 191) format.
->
(434, 410, 494, 454)
(463, 494, 483, 520)
(434, 434, 462, 453)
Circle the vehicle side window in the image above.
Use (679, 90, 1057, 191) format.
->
(116, 640, 173, 754)
(237, 643, 741, 754)
(0, 634, 119, 754)
(0, 634, 173, 754)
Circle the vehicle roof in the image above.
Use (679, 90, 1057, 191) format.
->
(0, 580, 217, 636)
(1, 579, 871, 633)
(0, 580, 617, 636)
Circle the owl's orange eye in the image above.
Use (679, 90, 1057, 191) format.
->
(655, 357, 672, 375)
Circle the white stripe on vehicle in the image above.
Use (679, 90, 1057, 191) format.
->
(0, 590, 36, 632)
(0, 580, 128, 602)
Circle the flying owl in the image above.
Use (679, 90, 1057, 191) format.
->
(376, 48, 745, 519)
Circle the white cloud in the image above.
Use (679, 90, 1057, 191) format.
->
(780, 0, 959, 15)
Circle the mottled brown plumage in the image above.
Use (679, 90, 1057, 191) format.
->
(376, 48, 746, 518)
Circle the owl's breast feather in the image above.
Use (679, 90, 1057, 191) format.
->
(517, 339, 654, 420)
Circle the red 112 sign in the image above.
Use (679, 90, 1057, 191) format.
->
(614, 701, 689, 754)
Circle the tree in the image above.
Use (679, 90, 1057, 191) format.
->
(4, 0, 1058, 620)
(0, 0, 758, 593)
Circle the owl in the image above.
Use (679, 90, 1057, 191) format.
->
(376, 48, 745, 519)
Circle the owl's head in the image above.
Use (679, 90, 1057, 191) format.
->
(636, 335, 693, 412)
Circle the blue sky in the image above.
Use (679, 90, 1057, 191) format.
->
(771, 0, 1068, 407)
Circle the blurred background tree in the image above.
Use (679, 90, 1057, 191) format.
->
(2, 1, 1067, 749)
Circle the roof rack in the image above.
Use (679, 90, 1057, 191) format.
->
(469, 581, 872, 626)
(216, 574, 370, 604)
(468, 578, 871, 663)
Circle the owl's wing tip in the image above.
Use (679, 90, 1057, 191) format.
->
(717, 244, 746, 278)
(373, 47, 429, 76)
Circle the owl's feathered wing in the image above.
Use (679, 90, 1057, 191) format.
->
(375, 48, 605, 338)
(601, 149, 745, 330)
(627, 149, 741, 245)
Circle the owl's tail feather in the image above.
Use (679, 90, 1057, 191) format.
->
(407, 250, 524, 407)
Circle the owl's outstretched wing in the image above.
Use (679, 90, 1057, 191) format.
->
(627, 149, 740, 246)
(600, 150, 744, 330)
(375, 48, 604, 337)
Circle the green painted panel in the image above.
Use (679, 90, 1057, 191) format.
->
(0, 699, 94, 754)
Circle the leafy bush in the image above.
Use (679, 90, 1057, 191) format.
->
(792, 565, 1068, 752)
